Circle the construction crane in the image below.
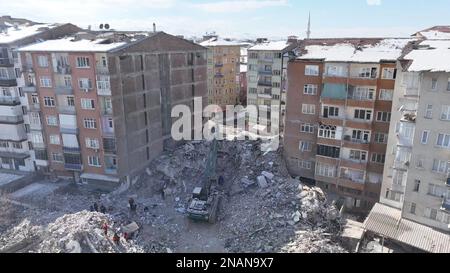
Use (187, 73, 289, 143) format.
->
(186, 139, 221, 224)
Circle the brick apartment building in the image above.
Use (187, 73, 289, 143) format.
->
(284, 38, 413, 212)
(18, 31, 207, 188)
(0, 16, 79, 172)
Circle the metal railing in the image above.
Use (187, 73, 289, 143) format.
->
(0, 115, 24, 124)
(0, 96, 20, 105)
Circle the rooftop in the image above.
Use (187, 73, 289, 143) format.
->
(18, 31, 152, 53)
(249, 41, 292, 51)
(297, 38, 414, 63)
(0, 22, 60, 45)
(200, 37, 244, 47)
(403, 40, 450, 72)
(413, 26, 450, 40)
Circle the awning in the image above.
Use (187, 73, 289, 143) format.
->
(364, 203, 450, 253)
(80, 173, 120, 183)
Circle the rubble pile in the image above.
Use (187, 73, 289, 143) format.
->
(0, 211, 144, 253)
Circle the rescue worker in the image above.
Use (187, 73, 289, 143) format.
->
(100, 204, 107, 214)
(93, 202, 99, 212)
(112, 233, 120, 244)
(101, 222, 108, 236)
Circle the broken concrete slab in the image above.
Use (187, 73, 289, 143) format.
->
(261, 171, 274, 180)
(257, 176, 268, 188)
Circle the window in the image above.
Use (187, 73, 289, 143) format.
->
(88, 156, 101, 167)
(76, 57, 90, 68)
(52, 153, 64, 163)
(85, 138, 100, 149)
(415, 157, 425, 169)
(0, 141, 8, 148)
(441, 105, 450, 121)
(108, 118, 114, 129)
(299, 141, 312, 152)
(350, 87, 375, 101)
(67, 96, 75, 106)
(421, 130, 429, 144)
(431, 78, 438, 90)
(31, 95, 39, 104)
(354, 109, 372, 121)
(351, 130, 370, 143)
(429, 208, 438, 221)
(78, 78, 93, 89)
(371, 153, 386, 164)
(410, 203, 416, 215)
(302, 104, 315, 115)
(319, 125, 337, 139)
(376, 112, 391, 122)
(374, 132, 388, 144)
(84, 118, 97, 129)
(393, 170, 406, 185)
(316, 163, 336, 178)
(81, 98, 95, 110)
(30, 112, 41, 125)
(349, 150, 367, 161)
(35, 149, 48, 160)
(43, 97, 55, 107)
(272, 82, 280, 88)
(323, 106, 339, 118)
(12, 142, 22, 149)
(358, 67, 377, 79)
(301, 123, 314, 134)
(39, 77, 52, 88)
(432, 159, 450, 173)
(436, 133, 450, 148)
(303, 84, 318, 95)
(37, 55, 48, 67)
(0, 68, 10, 79)
(382, 68, 396, 79)
(63, 76, 72, 88)
(317, 145, 340, 159)
(49, 135, 60, 145)
(413, 180, 421, 192)
(305, 65, 319, 76)
(425, 104, 433, 119)
(428, 184, 446, 197)
(97, 75, 110, 90)
(379, 89, 394, 101)
(31, 132, 44, 144)
(46, 116, 58, 126)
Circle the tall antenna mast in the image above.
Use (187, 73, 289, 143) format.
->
(306, 12, 311, 39)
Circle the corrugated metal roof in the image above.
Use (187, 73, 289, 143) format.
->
(364, 203, 450, 253)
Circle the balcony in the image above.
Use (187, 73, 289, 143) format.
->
(257, 81, 272, 87)
(342, 136, 370, 150)
(96, 66, 109, 75)
(441, 198, 450, 211)
(0, 58, 13, 67)
(0, 96, 20, 106)
(258, 57, 274, 63)
(97, 88, 111, 96)
(321, 83, 347, 100)
(393, 160, 410, 170)
(55, 86, 73, 95)
(56, 65, 71, 75)
(58, 105, 76, 115)
(338, 177, 365, 192)
(0, 79, 17, 87)
(23, 84, 37, 93)
(257, 93, 272, 99)
(60, 127, 79, 135)
(105, 168, 118, 175)
(29, 122, 42, 131)
(340, 158, 368, 170)
(65, 163, 83, 171)
(22, 63, 34, 72)
(101, 108, 113, 116)
(258, 69, 273, 75)
(63, 146, 81, 154)
(0, 115, 24, 124)
(28, 104, 41, 112)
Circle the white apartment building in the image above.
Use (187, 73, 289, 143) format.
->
(246, 39, 297, 130)
(380, 39, 450, 232)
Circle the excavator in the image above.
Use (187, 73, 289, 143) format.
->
(186, 138, 221, 224)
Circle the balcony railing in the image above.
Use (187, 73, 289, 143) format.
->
(97, 88, 111, 96)
(105, 168, 118, 175)
(55, 86, 73, 95)
(60, 127, 79, 135)
(0, 58, 12, 66)
(258, 70, 273, 75)
(343, 135, 370, 145)
(0, 79, 17, 87)
(28, 104, 41, 112)
(0, 96, 20, 106)
(0, 115, 24, 124)
(257, 81, 272, 87)
(96, 66, 109, 75)
(65, 163, 82, 171)
(56, 65, 71, 75)
(23, 84, 37, 93)
(441, 198, 450, 211)
(63, 146, 81, 153)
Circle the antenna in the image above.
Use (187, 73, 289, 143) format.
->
(306, 11, 311, 39)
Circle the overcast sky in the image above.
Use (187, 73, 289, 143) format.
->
(2, 0, 449, 39)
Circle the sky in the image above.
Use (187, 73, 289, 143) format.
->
(1, 0, 450, 40)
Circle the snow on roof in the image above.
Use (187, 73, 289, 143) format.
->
(404, 40, 450, 72)
(416, 30, 450, 40)
(0, 23, 58, 44)
(200, 38, 243, 47)
(249, 41, 291, 51)
(240, 64, 247, 73)
(18, 37, 127, 52)
(298, 38, 413, 63)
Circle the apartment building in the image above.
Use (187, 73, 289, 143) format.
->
(284, 38, 412, 212)
(247, 39, 297, 129)
(380, 39, 450, 231)
(200, 37, 241, 108)
(0, 16, 79, 172)
(18, 31, 207, 188)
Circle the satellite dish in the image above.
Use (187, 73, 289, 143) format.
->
(105, 24, 110, 30)
(99, 24, 104, 30)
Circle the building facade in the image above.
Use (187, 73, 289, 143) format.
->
(246, 40, 297, 130)
(380, 39, 450, 231)
(200, 37, 241, 109)
(19, 31, 207, 188)
(284, 38, 412, 212)
(0, 16, 79, 172)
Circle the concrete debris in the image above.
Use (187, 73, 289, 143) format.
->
(257, 176, 268, 188)
(261, 171, 274, 181)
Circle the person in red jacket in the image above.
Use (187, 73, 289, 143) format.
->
(101, 222, 108, 236)
(112, 232, 120, 244)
